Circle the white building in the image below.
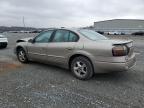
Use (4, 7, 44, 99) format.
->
(94, 19, 144, 34)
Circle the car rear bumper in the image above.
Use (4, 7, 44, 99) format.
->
(93, 54, 136, 73)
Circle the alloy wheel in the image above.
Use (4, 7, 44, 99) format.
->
(18, 50, 26, 62)
(73, 61, 88, 77)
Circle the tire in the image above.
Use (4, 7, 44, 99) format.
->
(70, 56, 94, 80)
(17, 48, 28, 63)
(0, 43, 7, 48)
(3, 44, 7, 48)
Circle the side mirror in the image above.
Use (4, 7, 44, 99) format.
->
(28, 39, 34, 43)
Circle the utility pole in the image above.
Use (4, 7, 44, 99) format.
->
(23, 16, 26, 27)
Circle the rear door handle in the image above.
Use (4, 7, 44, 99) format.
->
(66, 47, 73, 50)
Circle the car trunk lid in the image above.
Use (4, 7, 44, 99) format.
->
(111, 39, 133, 47)
(98, 39, 134, 57)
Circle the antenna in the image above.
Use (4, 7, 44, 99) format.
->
(23, 16, 26, 27)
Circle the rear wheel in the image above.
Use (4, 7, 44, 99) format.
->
(71, 56, 94, 80)
(17, 48, 28, 63)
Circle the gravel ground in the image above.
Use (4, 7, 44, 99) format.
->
(0, 33, 144, 108)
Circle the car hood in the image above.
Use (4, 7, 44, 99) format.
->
(16, 37, 33, 43)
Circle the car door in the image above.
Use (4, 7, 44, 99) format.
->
(46, 29, 79, 64)
(27, 30, 54, 62)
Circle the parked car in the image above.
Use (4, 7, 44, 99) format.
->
(120, 32, 125, 35)
(0, 35, 8, 48)
(15, 29, 136, 80)
(108, 31, 120, 35)
(96, 31, 104, 34)
(131, 31, 144, 36)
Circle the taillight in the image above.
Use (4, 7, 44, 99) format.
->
(112, 46, 128, 56)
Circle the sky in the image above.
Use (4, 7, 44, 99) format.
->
(0, 0, 144, 28)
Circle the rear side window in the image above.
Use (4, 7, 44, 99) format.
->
(35, 30, 53, 43)
(52, 30, 69, 42)
(52, 30, 79, 42)
(69, 32, 79, 42)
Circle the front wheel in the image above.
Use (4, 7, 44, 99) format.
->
(71, 56, 94, 80)
(3, 44, 7, 48)
(0, 43, 7, 48)
(17, 48, 28, 63)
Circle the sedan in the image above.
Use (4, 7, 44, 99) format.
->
(0, 35, 8, 48)
(15, 29, 136, 80)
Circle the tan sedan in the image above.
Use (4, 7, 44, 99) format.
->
(15, 29, 136, 80)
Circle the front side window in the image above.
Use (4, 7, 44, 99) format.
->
(52, 30, 79, 42)
(35, 30, 53, 43)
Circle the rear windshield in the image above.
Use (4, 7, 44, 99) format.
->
(79, 30, 108, 41)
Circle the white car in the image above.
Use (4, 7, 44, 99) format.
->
(0, 35, 8, 48)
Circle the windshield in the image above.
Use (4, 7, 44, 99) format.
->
(0, 35, 5, 38)
(79, 29, 108, 40)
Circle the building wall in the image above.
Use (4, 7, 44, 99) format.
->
(94, 19, 144, 34)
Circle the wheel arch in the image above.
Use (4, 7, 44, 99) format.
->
(16, 46, 27, 54)
(68, 54, 94, 71)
